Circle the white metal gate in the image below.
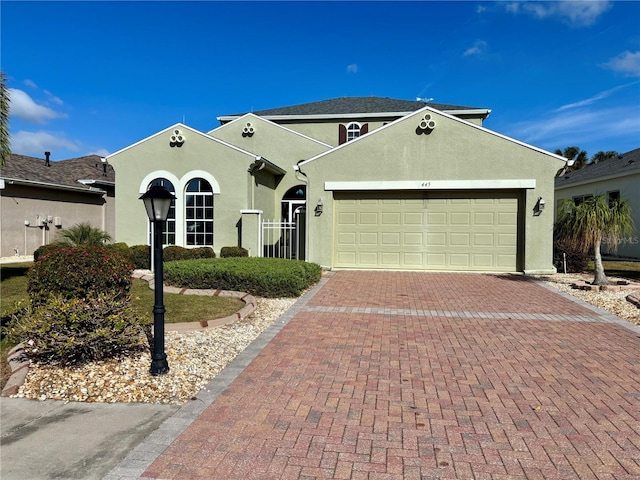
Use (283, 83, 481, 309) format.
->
(261, 208, 305, 260)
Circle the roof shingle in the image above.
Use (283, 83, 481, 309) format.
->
(555, 148, 640, 187)
(224, 96, 486, 117)
(1, 154, 115, 192)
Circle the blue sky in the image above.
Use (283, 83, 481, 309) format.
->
(3, 1, 639, 161)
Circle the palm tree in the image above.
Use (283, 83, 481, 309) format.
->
(57, 222, 112, 246)
(590, 150, 618, 164)
(0, 71, 10, 168)
(555, 194, 635, 285)
(554, 146, 588, 172)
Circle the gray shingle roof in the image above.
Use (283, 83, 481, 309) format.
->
(555, 148, 640, 187)
(226, 96, 486, 117)
(1, 154, 115, 192)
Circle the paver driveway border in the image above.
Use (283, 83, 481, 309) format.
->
(105, 272, 640, 480)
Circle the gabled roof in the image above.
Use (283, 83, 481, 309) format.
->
(218, 96, 490, 123)
(555, 147, 640, 188)
(0, 154, 114, 193)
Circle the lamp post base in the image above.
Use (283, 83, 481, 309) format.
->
(150, 354, 170, 376)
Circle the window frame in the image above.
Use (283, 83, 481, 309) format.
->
(185, 178, 214, 247)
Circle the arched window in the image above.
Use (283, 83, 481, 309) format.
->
(185, 178, 214, 246)
(281, 185, 306, 222)
(347, 123, 361, 142)
(147, 178, 176, 245)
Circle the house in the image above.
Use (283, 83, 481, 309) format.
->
(0, 153, 115, 258)
(555, 147, 640, 260)
(107, 96, 567, 274)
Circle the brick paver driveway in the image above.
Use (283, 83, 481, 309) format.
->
(143, 272, 640, 479)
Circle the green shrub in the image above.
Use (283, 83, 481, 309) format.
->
(553, 238, 589, 273)
(3, 293, 148, 366)
(220, 246, 248, 258)
(163, 245, 193, 262)
(129, 245, 151, 269)
(27, 245, 133, 306)
(191, 247, 216, 259)
(164, 257, 322, 297)
(33, 243, 65, 262)
(106, 242, 133, 263)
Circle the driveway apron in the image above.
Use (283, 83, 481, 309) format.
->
(138, 271, 640, 480)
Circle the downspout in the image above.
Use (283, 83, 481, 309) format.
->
(294, 160, 309, 261)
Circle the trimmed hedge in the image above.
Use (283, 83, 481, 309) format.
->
(28, 245, 134, 306)
(164, 257, 322, 297)
(33, 243, 66, 262)
(220, 246, 248, 258)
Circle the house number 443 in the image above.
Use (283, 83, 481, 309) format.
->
(421, 182, 431, 188)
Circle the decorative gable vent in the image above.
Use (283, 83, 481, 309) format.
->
(418, 113, 437, 132)
(170, 129, 185, 147)
(242, 122, 255, 137)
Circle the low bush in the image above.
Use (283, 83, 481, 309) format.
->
(3, 293, 148, 366)
(163, 245, 193, 262)
(220, 246, 248, 258)
(129, 245, 151, 269)
(191, 247, 216, 259)
(164, 257, 322, 297)
(33, 243, 65, 262)
(27, 245, 133, 306)
(553, 238, 589, 273)
(106, 242, 133, 261)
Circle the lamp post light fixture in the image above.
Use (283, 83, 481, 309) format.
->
(139, 185, 174, 376)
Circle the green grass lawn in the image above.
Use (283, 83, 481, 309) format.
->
(598, 260, 640, 282)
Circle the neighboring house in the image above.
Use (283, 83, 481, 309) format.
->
(555, 147, 640, 260)
(0, 153, 115, 258)
(107, 96, 566, 274)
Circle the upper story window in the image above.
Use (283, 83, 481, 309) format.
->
(338, 122, 369, 145)
(573, 194, 593, 206)
(607, 190, 620, 206)
(185, 178, 214, 246)
(147, 178, 176, 246)
(347, 123, 361, 142)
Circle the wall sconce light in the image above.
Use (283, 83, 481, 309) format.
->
(534, 196, 546, 215)
(315, 198, 323, 216)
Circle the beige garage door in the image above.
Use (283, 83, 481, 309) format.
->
(334, 191, 520, 271)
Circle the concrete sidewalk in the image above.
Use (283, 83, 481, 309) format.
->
(0, 398, 178, 480)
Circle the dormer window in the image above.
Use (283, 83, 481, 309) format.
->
(338, 122, 369, 145)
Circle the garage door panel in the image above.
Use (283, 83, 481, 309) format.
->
(337, 232, 356, 245)
(404, 232, 423, 245)
(334, 191, 519, 271)
(381, 232, 401, 245)
(359, 232, 378, 245)
(382, 212, 401, 225)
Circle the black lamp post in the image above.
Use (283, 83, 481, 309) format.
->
(139, 185, 173, 375)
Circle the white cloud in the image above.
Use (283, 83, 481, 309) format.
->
(23, 79, 38, 89)
(44, 90, 64, 106)
(8, 88, 67, 124)
(464, 40, 488, 57)
(347, 64, 358, 74)
(504, 1, 612, 27)
(602, 51, 640, 78)
(555, 83, 637, 111)
(507, 105, 640, 150)
(90, 148, 110, 157)
(10, 130, 80, 156)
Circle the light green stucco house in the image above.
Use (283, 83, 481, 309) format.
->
(107, 97, 567, 274)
